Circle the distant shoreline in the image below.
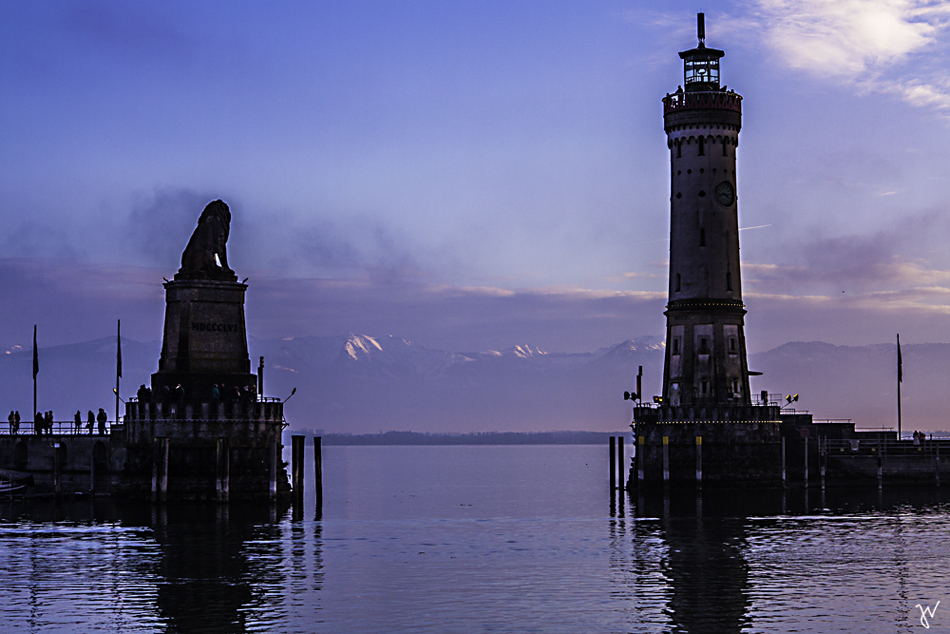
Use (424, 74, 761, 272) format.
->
(290, 430, 627, 446)
(291, 429, 950, 446)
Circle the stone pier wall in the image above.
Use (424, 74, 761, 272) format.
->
(0, 430, 126, 495)
(634, 421, 784, 488)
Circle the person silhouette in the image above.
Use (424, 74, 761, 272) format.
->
(97, 408, 107, 435)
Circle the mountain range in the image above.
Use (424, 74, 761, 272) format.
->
(0, 334, 933, 433)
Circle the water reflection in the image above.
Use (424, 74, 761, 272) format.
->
(620, 487, 950, 633)
(0, 500, 317, 633)
(625, 493, 765, 633)
(152, 504, 290, 633)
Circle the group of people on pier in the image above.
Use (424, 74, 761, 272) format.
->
(135, 382, 258, 404)
(5, 408, 109, 436)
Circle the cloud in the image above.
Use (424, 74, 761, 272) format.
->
(756, 0, 942, 74)
(744, 288, 950, 351)
(746, 253, 950, 295)
(0, 258, 165, 350)
(237, 209, 436, 285)
(743, 210, 950, 293)
(8, 253, 950, 362)
(246, 275, 668, 353)
(752, 0, 950, 110)
(123, 188, 220, 268)
(630, 4, 950, 111)
(119, 190, 432, 285)
(0, 217, 84, 262)
(0, 256, 668, 353)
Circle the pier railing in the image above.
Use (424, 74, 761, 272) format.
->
(821, 437, 950, 457)
(1, 415, 289, 436)
(0, 420, 113, 436)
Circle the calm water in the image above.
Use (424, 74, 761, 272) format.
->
(2, 444, 950, 632)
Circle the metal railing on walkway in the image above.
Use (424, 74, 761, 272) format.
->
(1, 421, 113, 436)
(821, 437, 950, 458)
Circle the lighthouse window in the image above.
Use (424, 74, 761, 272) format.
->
(727, 272, 732, 291)
(699, 338, 709, 354)
(687, 169, 692, 174)
(729, 338, 737, 353)
(698, 136, 705, 156)
(676, 192, 682, 199)
(699, 168, 704, 174)
(677, 142, 682, 158)
(672, 338, 680, 355)
(701, 380, 709, 395)
(676, 273, 681, 292)
(722, 138, 728, 156)
(700, 228, 706, 246)
(732, 378, 739, 393)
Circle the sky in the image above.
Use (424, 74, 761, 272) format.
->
(4, 0, 950, 356)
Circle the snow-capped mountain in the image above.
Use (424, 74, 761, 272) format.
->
(0, 335, 935, 433)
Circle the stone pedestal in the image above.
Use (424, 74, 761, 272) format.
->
(117, 274, 289, 501)
(152, 279, 255, 401)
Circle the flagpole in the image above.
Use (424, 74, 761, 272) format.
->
(32, 325, 38, 422)
(897, 333, 902, 439)
(116, 319, 121, 426)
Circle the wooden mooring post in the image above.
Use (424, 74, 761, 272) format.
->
(617, 436, 624, 491)
(314, 436, 323, 510)
(609, 436, 616, 491)
(291, 435, 304, 502)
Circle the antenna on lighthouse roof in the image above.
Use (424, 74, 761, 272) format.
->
(697, 12, 706, 46)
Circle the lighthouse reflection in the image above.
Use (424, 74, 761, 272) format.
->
(621, 491, 785, 633)
(616, 487, 950, 633)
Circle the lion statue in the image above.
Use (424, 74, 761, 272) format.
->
(178, 200, 236, 280)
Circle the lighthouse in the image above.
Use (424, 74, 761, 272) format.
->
(631, 14, 782, 488)
(662, 13, 749, 408)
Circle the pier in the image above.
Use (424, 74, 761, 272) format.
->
(0, 200, 292, 501)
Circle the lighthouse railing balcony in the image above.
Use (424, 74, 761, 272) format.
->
(632, 403, 782, 424)
(663, 90, 742, 114)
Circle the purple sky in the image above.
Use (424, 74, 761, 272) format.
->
(4, 1, 950, 356)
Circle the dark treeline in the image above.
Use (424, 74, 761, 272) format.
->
(292, 430, 624, 446)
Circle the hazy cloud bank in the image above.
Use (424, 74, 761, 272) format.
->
(3, 256, 947, 360)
